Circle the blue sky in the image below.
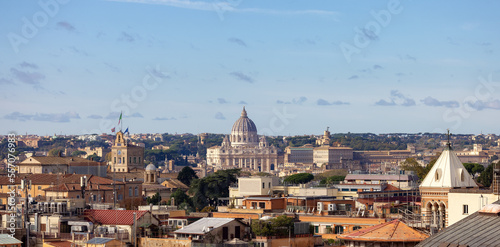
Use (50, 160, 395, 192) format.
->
(1, 0, 500, 136)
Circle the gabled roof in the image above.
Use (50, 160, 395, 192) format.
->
(162, 178, 189, 190)
(417, 201, 500, 247)
(338, 219, 428, 242)
(84, 210, 149, 225)
(19, 156, 103, 166)
(44, 183, 114, 192)
(420, 147, 477, 188)
(0, 234, 23, 244)
(174, 218, 237, 235)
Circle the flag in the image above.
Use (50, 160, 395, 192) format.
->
(124, 127, 129, 134)
(111, 127, 115, 133)
(118, 111, 122, 125)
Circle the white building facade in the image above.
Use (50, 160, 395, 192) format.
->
(206, 108, 280, 172)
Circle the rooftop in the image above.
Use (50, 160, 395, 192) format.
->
(85, 238, 116, 244)
(338, 219, 428, 242)
(0, 234, 23, 245)
(84, 209, 149, 225)
(174, 218, 236, 235)
(417, 201, 500, 247)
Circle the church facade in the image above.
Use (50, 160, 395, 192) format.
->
(206, 107, 280, 172)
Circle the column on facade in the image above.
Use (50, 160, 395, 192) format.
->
(266, 158, 270, 172)
(432, 204, 437, 226)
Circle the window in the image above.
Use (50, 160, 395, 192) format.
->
(235, 226, 241, 239)
(114, 157, 116, 164)
(259, 202, 265, 208)
(463, 204, 469, 214)
(118, 195, 123, 200)
(129, 157, 132, 164)
(353, 226, 362, 231)
(269, 182, 271, 188)
(134, 157, 137, 163)
(38, 186, 42, 189)
(139, 157, 141, 164)
(222, 227, 228, 240)
(262, 183, 265, 189)
(314, 226, 319, 233)
(129, 187, 132, 197)
(334, 225, 344, 234)
(135, 187, 139, 196)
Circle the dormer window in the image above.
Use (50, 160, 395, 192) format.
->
(435, 168, 442, 181)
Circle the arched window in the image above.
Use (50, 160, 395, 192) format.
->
(135, 187, 139, 196)
(435, 169, 442, 181)
(129, 187, 132, 197)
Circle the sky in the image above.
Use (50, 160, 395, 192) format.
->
(1, 0, 500, 136)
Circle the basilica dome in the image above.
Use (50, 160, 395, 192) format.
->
(230, 107, 259, 147)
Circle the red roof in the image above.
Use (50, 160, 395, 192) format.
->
(84, 209, 149, 225)
(338, 219, 428, 242)
(384, 184, 401, 191)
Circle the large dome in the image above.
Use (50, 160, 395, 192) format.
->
(230, 107, 258, 147)
(231, 107, 257, 133)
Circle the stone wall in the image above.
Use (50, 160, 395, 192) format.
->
(138, 237, 191, 247)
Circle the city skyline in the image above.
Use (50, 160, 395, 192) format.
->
(1, 0, 500, 136)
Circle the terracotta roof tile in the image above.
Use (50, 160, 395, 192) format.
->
(338, 219, 428, 242)
(84, 209, 149, 225)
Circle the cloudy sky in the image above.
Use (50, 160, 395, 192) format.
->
(1, 0, 500, 136)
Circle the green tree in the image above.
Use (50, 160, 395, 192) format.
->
(71, 150, 87, 157)
(170, 188, 190, 206)
(189, 169, 240, 210)
(284, 173, 314, 184)
(463, 163, 485, 176)
(401, 156, 438, 181)
(146, 192, 161, 205)
(251, 215, 294, 237)
(472, 164, 485, 175)
(320, 175, 345, 186)
(178, 166, 198, 186)
(87, 154, 101, 161)
(478, 163, 495, 187)
(48, 147, 65, 156)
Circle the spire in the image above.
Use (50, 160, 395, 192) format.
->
(446, 129, 452, 150)
(241, 106, 247, 117)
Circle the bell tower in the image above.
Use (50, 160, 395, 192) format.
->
(110, 131, 145, 173)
